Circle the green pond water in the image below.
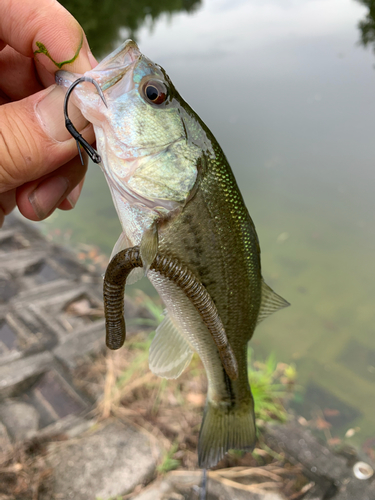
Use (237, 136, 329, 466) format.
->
(38, 0, 375, 449)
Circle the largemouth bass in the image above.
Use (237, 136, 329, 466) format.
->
(57, 40, 289, 468)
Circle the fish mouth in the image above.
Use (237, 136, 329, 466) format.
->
(90, 39, 141, 91)
(96, 40, 140, 71)
(56, 39, 142, 125)
(56, 39, 141, 92)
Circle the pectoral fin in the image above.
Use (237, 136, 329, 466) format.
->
(140, 222, 158, 275)
(257, 280, 290, 324)
(149, 312, 193, 379)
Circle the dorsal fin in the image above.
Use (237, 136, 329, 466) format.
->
(257, 280, 290, 324)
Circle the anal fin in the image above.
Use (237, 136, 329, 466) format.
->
(149, 312, 193, 379)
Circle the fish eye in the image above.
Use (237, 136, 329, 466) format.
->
(142, 80, 168, 105)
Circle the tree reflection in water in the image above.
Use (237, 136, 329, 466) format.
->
(59, 0, 201, 57)
(357, 0, 375, 51)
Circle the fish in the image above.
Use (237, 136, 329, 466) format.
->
(56, 40, 289, 469)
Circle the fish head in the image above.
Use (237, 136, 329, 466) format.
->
(56, 40, 211, 220)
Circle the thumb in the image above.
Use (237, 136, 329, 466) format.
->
(0, 83, 94, 193)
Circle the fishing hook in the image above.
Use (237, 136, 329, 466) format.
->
(64, 76, 107, 164)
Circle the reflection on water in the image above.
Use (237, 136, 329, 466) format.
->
(46, 0, 375, 453)
(59, 0, 201, 56)
(357, 0, 375, 51)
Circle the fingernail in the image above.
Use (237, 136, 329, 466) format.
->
(36, 85, 89, 142)
(29, 176, 70, 219)
(66, 183, 82, 208)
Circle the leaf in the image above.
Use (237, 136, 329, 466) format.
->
(315, 417, 332, 430)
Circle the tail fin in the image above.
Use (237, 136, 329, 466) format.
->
(198, 400, 256, 468)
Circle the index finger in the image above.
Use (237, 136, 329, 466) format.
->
(0, 0, 94, 85)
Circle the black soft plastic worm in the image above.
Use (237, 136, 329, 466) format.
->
(103, 246, 239, 381)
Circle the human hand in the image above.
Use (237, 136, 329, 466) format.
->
(0, 0, 97, 227)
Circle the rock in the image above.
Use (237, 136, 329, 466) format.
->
(0, 270, 19, 303)
(0, 421, 12, 455)
(48, 419, 159, 500)
(0, 352, 53, 399)
(37, 415, 94, 440)
(301, 483, 331, 500)
(53, 321, 106, 369)
(0, 400, 39, 441)
(264, 420, 375, 500)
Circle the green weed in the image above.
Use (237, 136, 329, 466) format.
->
(157, 442, 180, 474)
(248, 349, 296, 422)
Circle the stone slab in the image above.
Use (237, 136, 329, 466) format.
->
(0, 351, 53, 399)
(0, 400, 39, 441)
(12, 279, 76, 306)
(36, 415, 93, 440)
(53, 321, 105, 369)
(0, 421, 11, 456)
(48, 420, 159, 500)
(0, 250, 48, 273)
(303, 487, 325, 500)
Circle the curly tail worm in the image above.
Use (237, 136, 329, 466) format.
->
(103, 246, 239, 381)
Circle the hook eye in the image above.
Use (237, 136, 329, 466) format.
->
(64, 76, 107, 165)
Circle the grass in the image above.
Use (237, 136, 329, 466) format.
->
(249, 350, 297, 423)
(157, 442, 181, 474)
